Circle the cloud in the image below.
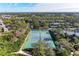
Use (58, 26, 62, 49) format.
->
(24, 3, 79, 12)
(1, 3, 79, 12)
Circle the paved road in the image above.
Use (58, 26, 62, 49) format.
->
(0, 19, 8, 31)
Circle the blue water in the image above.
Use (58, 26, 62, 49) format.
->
(22, 30, 56, 49)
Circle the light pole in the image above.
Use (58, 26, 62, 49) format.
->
(39, 29, 41, 40)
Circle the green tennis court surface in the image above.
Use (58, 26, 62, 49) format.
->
(22, 29, 56, 49)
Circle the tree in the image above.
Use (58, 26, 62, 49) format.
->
(32, 21, 40, 29)
(31, 40, 55, 56)
(56, 48, 71, 56)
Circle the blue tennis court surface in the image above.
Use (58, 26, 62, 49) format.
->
(22, 29, 56, 49)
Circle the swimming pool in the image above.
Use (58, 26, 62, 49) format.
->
(22, 29, 56, 49)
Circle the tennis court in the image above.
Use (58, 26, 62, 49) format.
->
(22, 29, 56, 49)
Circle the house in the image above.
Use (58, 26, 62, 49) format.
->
(1, 15, 12, 19)
(49, 22, 61, 28)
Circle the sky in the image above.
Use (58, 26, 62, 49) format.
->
(0, 3, 79, 12)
